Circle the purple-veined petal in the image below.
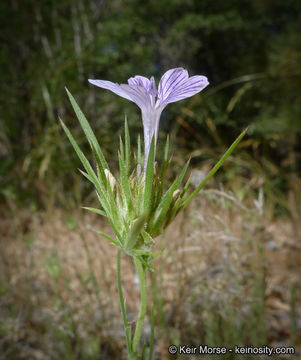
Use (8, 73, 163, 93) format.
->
(159, 75, 209, 106)
(157, 68, 188, 105)
(88, 79, 133, 101)
(128, 75, 150, 90)
(148, 76, 157, 106)
(128, 75, 158, 107)
(120, 84, 152, 110)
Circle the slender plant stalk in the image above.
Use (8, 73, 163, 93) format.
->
(132, 257, 147, 354)
(148, 305, 154, 360)
(62, 89, 247, 360)
(117, 249, 133, 358)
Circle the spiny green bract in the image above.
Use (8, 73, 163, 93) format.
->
(103, 133, 191, 250)
(60, 90, 190, 268)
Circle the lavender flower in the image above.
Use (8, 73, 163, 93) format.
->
(62, 71, 246, 359)
(89, 68, 209, 170)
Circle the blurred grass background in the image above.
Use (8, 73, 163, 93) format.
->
(0, 0, 300, 359)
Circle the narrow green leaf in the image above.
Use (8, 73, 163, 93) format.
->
(137, 134, 142, 174)
(75, 160, 108, 209)
(82, 207, 107, 217)
(93, 190, 121, 240)
(60, 119, 103, 194)
(94, 186, 113, 220)
(124, 118, 131, 176)
(165, 195, 183, 227)
(79, 168, 117, 230)
(95, 160, 119, 222)
(136, 175, 144, 215)
(175, 158, 190, 188)
(78, 168, 94, 183)
(119, 136, 125, 162)
(108, 218, 123, 245)
(148, 305, 154, 360)
(125, 327, 132, 353)
(152, 158, 190, 228)
(124, 212, 148, 253)
(91, 143, 107, 185)
(182, 174, 191, 194)
(60, 119, 112, 219)
(79, 175, 112, 220)
(64, 90, 117, 215)
(143, 137, 155, 213)
(65, 88, 109, 170)
(161, 136, 170, 179)
(118, 142, 132, 210)
(181, 128, 248, 209)
(97, 231, 120, 247)
(164, 135, 169, 162)
(117, 249, 132, 353)
(60, 119, 108, 208)
(94, 157, 118, 217)
(159, 136, 170, 194)
(137, 256, 154, 272)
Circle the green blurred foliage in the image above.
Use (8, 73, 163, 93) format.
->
(0, 0, 300, 209)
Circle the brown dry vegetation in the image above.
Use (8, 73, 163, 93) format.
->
(0, 189, 300, 359)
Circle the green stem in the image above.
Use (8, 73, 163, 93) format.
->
(148, 305, 154, 360)
(117, 248, 133, 358)
(132, 257, 147, 354)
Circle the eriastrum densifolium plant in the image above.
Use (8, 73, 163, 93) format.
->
(60, 67, 246, 359)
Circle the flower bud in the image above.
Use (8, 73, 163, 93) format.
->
(172, 189, 181, 201)
(104, 169, 117, 190)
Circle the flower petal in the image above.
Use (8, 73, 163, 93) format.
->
(157, 68, 188, 105)
(119, 84, 152, 110)
(128, 75, 151, 90)
(160, 75, 209, 105)
(148, 76, 157, 104)
(88, 79, 133, 101)
(128, 75, 157, 107)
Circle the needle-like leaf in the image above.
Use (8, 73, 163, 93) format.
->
(97, 231, 120, 247)
(60, 118, 105, 199)
(124, 118, 131, 176)
(181, 128, 248, 209)
(65, 88, 109, 170)
(82, 207, 107, 217)
(137, 134, 142, 175)
(152, 158, 190, 230)
(124, 212, 148, 253)
(119, 138, 133, 210)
